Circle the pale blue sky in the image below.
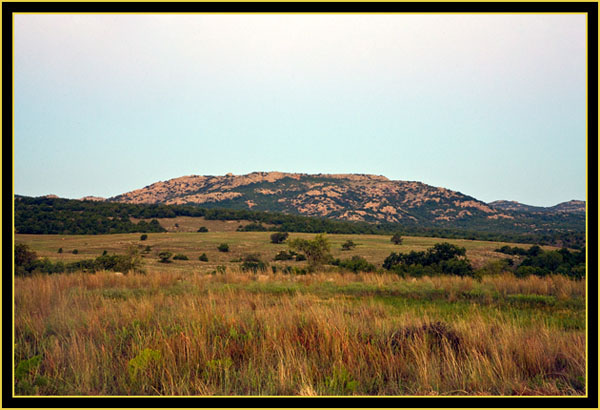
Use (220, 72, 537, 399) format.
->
(14, 14, 586, 206)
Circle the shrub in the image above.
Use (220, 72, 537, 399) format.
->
(288, 234, 331, 270)
(336, 256, 375, 273)
(391, 233, 403, 245)
(439, 258, 474, 277)
(57, 248, 63, 254)
(140, 234, 148, 241)
(270, 232, 289, 244)
(240, 253, 268, 273)
(383, 242, 475, 278)
(341, 240, 357, 251)
(217, 243, 229, 252)
(95, 247, 145, 274)
(197, 226, 208, 232)
(72, 249, 79, 255)
(274, 250, 296, 261)
(295, 253, 307, 261)
(515, 265, 548, 278)
(198, 253, 208, 262)
(237, 223, 267, 232)
(158, 251, 173, 263)
(477, 259, 512, 276)
(173, 254, 188, 261)
(15, 243, 37, 266)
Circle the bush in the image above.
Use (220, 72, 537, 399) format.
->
(198, 253, 208, 262)
(341, 240, 357, 251)
(274, 250, 296, 261)
(515, 265, 548, 278)
(477, 259, 512, 276)
(270, 232, 289, 244)
(439, 258, 474, 277)
(158, 251, 173, 263)
(15, 243, 39, 277)
(140, 234, 148, 241)
(57, 248, 63, 254)
(295, 253, 307, 261)
(72, 249, 79, 255)
(288, 234, 331, 270)
(217, 243, 229, 253)
(383, 242, 475, 278)
(336, 256, 375, 273)
(173, 254, 189, 260)
(197, 226, 208, 232)
(391, 233, 403, 245)
(95, 247, 144, 274)
(240, 253, 268, 273)
(237, 223, 267, 232)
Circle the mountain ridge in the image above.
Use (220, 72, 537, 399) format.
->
(106, 172, 585, 224)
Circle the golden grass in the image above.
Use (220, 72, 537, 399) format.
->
(14, 269, 586, 396)
(15, 231, 562, 273)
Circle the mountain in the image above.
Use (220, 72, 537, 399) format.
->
(109, 172, 520, 224)
(548, 200, 586, 213)
(488, 199, 585, 214)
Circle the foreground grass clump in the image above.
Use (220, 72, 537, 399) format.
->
(14, 269, 585, 396)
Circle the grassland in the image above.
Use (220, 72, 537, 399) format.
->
(13, 231, 586, 396)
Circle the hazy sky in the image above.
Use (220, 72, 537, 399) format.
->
(14, 13, 587, 206)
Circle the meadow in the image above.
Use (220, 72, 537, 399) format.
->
(13, 228, 587, 396)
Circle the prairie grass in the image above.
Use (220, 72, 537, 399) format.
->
(14, 269, 586, 396)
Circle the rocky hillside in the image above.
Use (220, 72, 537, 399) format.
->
(109, 172, 518, 224)
(488, 200, 585, 214)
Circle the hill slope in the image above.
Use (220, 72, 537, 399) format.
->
(110, 172, 510, 224)
(488, 200, 585, 214)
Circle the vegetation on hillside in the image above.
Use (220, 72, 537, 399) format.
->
(14, 196, 585, 247)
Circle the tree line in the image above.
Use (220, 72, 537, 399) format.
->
(14, 195, 585, 248)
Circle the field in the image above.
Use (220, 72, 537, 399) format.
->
(13, 230, 587, 396)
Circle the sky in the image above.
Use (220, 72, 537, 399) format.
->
(14, 13, 587, 207)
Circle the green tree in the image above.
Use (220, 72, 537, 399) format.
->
(217, 243, 229, 252)
(197, 226, 208, 232)
(288, 234, 331, 270)
(140, 234, 148, 241)
(198, 253, 208, 262)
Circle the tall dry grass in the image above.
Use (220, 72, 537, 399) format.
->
(14, 270, 586, 396)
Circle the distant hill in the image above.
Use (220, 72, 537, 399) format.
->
(488, 199, 585, 214)
(109, 172, 510, 224)
(109, 172, 586, 227)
